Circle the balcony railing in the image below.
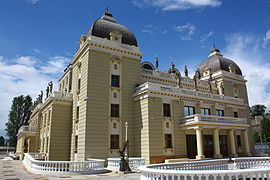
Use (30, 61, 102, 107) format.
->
(48, 91, 73, 99)
(181, 114, 247, 126)
(135, 82, 245, 105)
(18, 126, 37, 135)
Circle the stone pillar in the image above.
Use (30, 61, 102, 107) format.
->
(229, 129, 238, 157)
(195, 128, 205, 160)
(242, 129, 251, 156)
(213, 128, 222, 158)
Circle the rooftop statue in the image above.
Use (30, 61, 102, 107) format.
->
(184, 65, 188, 77)
(155, 57, 159, 70)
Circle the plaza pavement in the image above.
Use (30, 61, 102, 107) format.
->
(0, 157, 141, 180)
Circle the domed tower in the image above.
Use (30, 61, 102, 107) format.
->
(198, 48, 252, 156)
(69, 11, 143, 161)
(198, 48, 247, 102)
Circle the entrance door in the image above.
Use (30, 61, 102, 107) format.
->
(203, 135, 213, 158)
(186, 135, 197, 159)
(219, 135, 228, 157)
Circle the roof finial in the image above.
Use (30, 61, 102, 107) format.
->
(213, 43, 215, 49)
(106, 6, 109, 12)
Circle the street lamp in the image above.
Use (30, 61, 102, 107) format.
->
(125, 122, 128, 141)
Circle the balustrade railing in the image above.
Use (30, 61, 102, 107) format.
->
(23, 153, 105, 173)
(181, 114, 247, 126)
(107, 157, 145, 171)
(135, 82, 244, 105)
(139, 157, 270, 180)
(18, 126, 37, 134)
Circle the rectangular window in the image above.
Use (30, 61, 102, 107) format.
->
(216, 109, 224, 116)
(233, 111, 238, 118)
(44, 114, 46, 127)
(164, 134, 173, 148)
(237, 135, 241, 147)
(110, 135, 119, 149)
(76, 106, 79, 122)
(43, 138, 45, 152)
(111, 104, 120, 118)
(184, 106, 195, 116)
(163, 103, 171, 117)
(46, 137, 49, 153)
(74, 135, 78, 153)
(77, 78, 81, 92)
(47, 110, 51, 125)
(201, 108, 211, 115)
(111, 75, 120, 87)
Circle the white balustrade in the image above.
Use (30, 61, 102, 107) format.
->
(23, 153, 105, 173)
(135, 82, 244, 105)
(18, 126, 37, 134)
(139, 157, 270, 180)
(107, 157, 145, 171)
(182, 114, 247, 126)
(50, 91, 73, 99)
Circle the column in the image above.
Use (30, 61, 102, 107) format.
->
(195, 128, 205, 160)
(229, 129, 238, 157)
(213, 128, 222, 158)
(242, 129, 251, 156)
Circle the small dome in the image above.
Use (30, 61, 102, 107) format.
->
(87, 11, 138, 47)
(141, 62, 155, 70)
(198, 48, 242, 75)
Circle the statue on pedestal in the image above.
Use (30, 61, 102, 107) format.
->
(193, 75, 197, 90)
(184, 65, 188, 77)
(155, 57, 159, 70)
(49, 81, 53, 93)
(176, 71, 181, 88)
(217, 82, 224, 95)
(46, 86, 49, 98)
(195, 68, 201, 80)
(40, 90, 43, 103)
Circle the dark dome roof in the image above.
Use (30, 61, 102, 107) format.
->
(198, 48, 242, 75)
(87, 12, 138, 47)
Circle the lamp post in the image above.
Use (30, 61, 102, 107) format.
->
(125, 122, 128, 141)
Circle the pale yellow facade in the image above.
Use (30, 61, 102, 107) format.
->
(16, 11, 253, 164)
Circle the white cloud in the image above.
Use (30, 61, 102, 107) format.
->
(175, 23, 196, 40)
(263, 30, 270, 48)
(223, 33, 270, 108)
(14, 56, 38, 66)
(41, 56, 70, 74)
(140, 24, 167, 35)
(33, 48, 42, 53)
(0, 55, 70, 137)
(141, 29, 154, 34)
(200, 31, 215, 47)
(132, 0, 221, 11)
(26, 0, 40, 4)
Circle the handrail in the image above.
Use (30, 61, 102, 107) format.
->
(23, 153, 105, 173)
(18, 126, 37, 134)
(107, 157, 145, 171)
(139, 157, 270, 180)
(181, 114, 247, 126)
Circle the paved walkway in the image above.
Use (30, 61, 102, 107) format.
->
(0, 158, 140, 180)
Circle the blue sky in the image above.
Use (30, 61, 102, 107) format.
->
(1, 0, 270, 137)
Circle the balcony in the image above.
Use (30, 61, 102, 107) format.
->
(17, 126, 37, 136)
(181, 114, 248, 129)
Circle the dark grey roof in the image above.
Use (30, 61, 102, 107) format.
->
(198, 50, 242, 75)
(87, 13, 138, 47)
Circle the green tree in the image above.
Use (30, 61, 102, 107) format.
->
(261, 117, 270, 142)
(5, 95, 32, 147)
(0, 136, 5, 146)
(250, 104, 266, 117)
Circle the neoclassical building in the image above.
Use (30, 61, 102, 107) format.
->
(16, 11, 252, 164)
